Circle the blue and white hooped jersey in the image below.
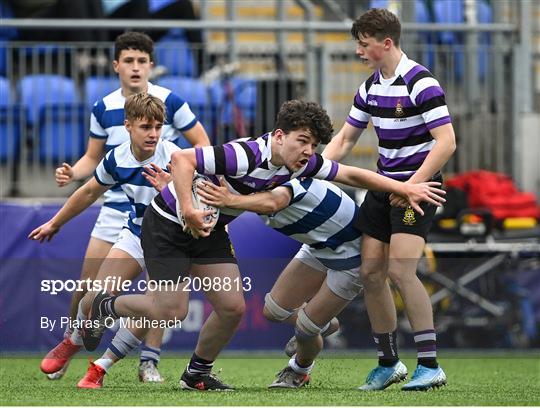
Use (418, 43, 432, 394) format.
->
(93, 139, 180, 237)
(263, 178, 362, 271)
(89, 82, 198, 213)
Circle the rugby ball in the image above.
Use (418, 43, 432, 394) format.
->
(177, 174, 220, 231)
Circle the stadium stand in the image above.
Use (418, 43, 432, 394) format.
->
(18, 75, 84, 163)
(209, 76, 257, 139)
(157, 75, 212, 132)
(0, 76, 22, 163)
(84, 76, 118, 109)
(154, 28, 196, 77)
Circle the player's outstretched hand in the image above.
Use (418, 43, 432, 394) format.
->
(28, 221, 59, 243)
(197, 177, 230, 208)
(402, 181, 446, 215)
(55, 163, 74, 187)
(142, 163, 171, 192)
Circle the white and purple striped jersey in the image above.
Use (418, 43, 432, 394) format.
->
(94, 139, 180, 237)
(347, 53, 451, 180)
(90, 82, 198, 213)
(264, 178, 361, 270)
(155, 133, 339, 225)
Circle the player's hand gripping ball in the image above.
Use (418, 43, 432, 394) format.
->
(177, 174, 220, 232)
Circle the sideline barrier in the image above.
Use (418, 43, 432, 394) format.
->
(0, 203, 301, 351)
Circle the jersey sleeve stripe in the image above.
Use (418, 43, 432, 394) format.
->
(223, 143, 238, 175)
(346, 116, 368, 129)
(422, 105, 450, 125)
(195, 147, 206, 174)
(173, 104, 197, 130)
(213, 146, 226, 174)
(93, 170, 113, 186)
(326, 160, 339, 180)
(178, 117, 198, 132)
(237, 141, 260, 173)
(426, 115, 452, 130)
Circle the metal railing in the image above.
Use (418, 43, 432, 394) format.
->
(0, 16, 531, 198)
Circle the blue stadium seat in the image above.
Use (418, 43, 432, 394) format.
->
(477, 0, 492, 81)
(433, 0, 465, 80)
(84, 76, 118, 109)
(415, 0, 436, 71)
(209, 77, 257, 126)
(18, 75, 83, 163)
(0, 1, 17, 77)
(149, 0, 177, 13)
(158, 75, 208, 106)
(368, 0, 435, 70)
(18, 75, 79, 125)
(0, 2, 19, 41)
(0, 77, 22, 163)
(38, 104, 86, 163)
(0, 41, 7, 76)
(158, 74, 211, 123)
(155, 29, 196, 77)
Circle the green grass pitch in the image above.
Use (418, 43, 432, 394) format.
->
(1, 352, 539, 406)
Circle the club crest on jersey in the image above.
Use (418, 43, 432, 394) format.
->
(402, 205, 416, 225)
(395, 100, 404, 117)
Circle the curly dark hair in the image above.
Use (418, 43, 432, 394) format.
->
(114, 31, 154, 61)
(351, 8, 401, 46)
(273, 100, 333, 144)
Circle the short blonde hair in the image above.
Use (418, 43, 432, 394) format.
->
(124, 92, 165, 123)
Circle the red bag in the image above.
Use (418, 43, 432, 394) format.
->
(445, 171, 540, 220)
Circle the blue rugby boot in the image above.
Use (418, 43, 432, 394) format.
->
(402, 365, 447, 391)
(358, 360, 408, 390)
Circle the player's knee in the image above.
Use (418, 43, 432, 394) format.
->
(325, 316, 340, 336)
(219, 298, 246, 322)
(263, 293, 294, 322)
(360, 264, 386, 288)
(387, 268, 416, 290)
(294, 308, 328, 340)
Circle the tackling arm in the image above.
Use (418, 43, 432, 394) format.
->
(334, 164, 446, 215)
(198, 180, 292, 215)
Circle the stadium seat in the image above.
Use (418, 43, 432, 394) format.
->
(18, 75, 83, 163)
(433, 0, 465, 80)
(158, 75, 208, 106)
(0, 77, 22, 163)
(84, 76, 118, 109)
(0, 1, 18, 77)
(149, 0, 177, 13)
(38, 103, 86, 163)
(0, 2, 19, 41)
(0, 41, 7, 77)
(157, 75, 212, 128)
(18, 75, 79, 125)
(209, 77, 257, 125)
(477, 0, 492, 81)
(154, 29, 196, 77)
(208, 77, 257, 141)
(368, 0, 435, 71)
